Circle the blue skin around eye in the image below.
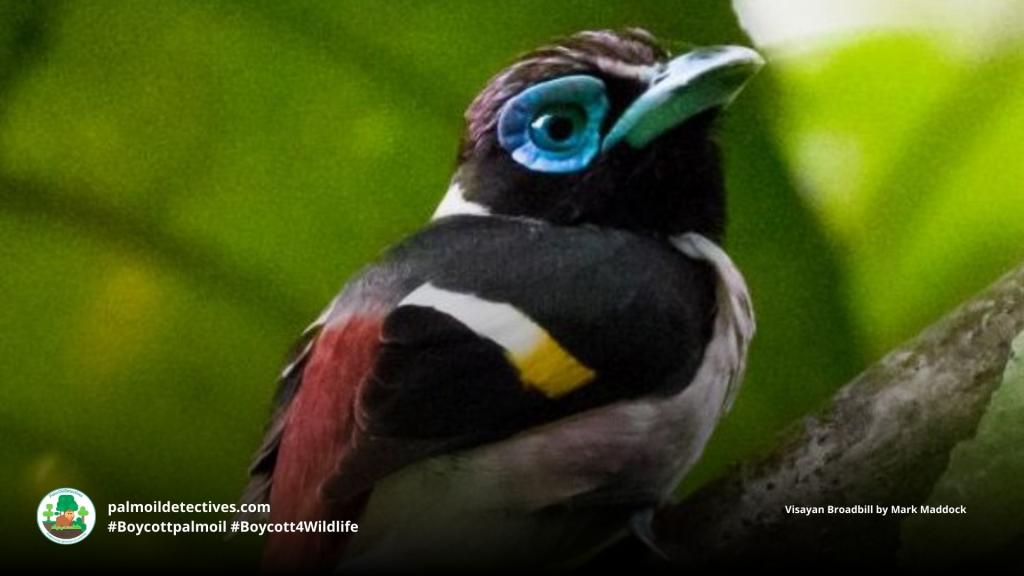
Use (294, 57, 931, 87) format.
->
(497, 75, 610, 174)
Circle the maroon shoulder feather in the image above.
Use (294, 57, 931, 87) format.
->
(263, 316, 382, 571)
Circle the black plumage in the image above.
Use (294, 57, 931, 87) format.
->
(352, 214, 716, 440)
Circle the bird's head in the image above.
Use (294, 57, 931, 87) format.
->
(434, 28, 763, 241)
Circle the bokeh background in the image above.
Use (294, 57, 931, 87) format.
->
(3, 0, 1023, 568)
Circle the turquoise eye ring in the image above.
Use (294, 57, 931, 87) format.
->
(497, 75, 609, 174)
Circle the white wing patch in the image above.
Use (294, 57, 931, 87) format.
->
(400, 283, 541, 356)
(398, 283, 595, 398)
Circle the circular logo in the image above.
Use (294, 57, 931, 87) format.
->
(38, 488, 96, 545)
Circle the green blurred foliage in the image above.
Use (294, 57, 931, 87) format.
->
(775, 35, 1024, 356)
(1, 0, 1021, 568)
(901, 330, 1024, 566)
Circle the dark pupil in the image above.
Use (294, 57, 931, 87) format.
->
(545, 115, 575, 142)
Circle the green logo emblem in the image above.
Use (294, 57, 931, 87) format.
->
(38, 488, 95, 544)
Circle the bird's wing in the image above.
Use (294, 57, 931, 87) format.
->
(239, 315, 324, 518)
(242, 216, 717, 564)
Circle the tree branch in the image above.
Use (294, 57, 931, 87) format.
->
(651, 262, 1024, 567)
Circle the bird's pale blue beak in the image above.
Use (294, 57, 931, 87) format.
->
(602, 45, 764, 151)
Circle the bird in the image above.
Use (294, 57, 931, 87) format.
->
(240, 28, 760, 572)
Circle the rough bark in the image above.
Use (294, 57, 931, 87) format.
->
(650, 263, 1024, 567)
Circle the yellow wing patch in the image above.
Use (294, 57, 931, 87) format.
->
(399, 283, 597, 399)
(509, 330, 596, 398)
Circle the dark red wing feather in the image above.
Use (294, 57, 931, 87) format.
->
(263, 315, 383, 571)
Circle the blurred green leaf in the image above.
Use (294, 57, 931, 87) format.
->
(855, 47, 1024, 355)
(775, 35, 1024, 357)
(774, 36, 961, 240)
(900, 330, 1024, 566)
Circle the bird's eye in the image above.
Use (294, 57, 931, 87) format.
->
(497, 75, 609, 174)
(529, 106, 585, 151)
